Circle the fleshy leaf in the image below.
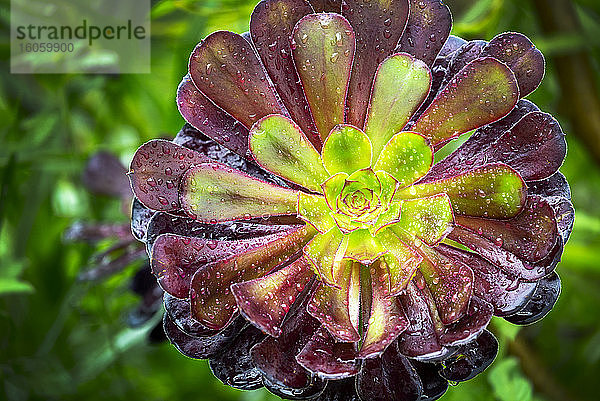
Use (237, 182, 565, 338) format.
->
(251, 296, 326, 399)
(129, 140, 209, 211)
(189, 31, 282, 129)
(482, 32, 545, 98)
(437, 244, 536, 317)
(249, 114, 329, 192)
(357, 343, 423, 401)
(322, 172, 348, 211)
(412, 58, 519, 147)
(376, 170, 399, 207)
(418, 246, 474, 325)
(392, 194, 454, 245)
(376, 228, 422, 295)
(164, 294, 216, 337)
(412, 361, 449, 401)
(440, 330, 498, 382)
(151, 232, 289, 298)
(440, 296, 493, 346)
(177, 75, 250, 157)
(504, 272, 561, 325)
(189, 225, 315, 330)
(374, 131, 433, 187)
(345, 229, 386, 264)
(250, 0, 320, 147)
(396, 0, 452, 66)
(303, 226, 349, 285)
(292, 13, 355, 141)
(298, 192, 336, 233)
(359, 262, 409, 358)
(180, 162, 298, 222)
(343, 0, 410, 128)
(321, 125, 372, 175)
(396, 164, 526, 219)
(296, 327, 359, 379)
(365, 54, 431, 157)
(371, 201, 402, 235)
(307, 260, 361, 342)
(231, 257, 314, 337)
(309, 0, 341, 12)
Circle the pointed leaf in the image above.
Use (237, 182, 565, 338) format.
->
(231, 257, 314, 337)
(296, 327, 359, 379)
(180, 162, 298, 222)
(129, 140, 209, 211)
(413, 58, 519, 147)
(365, 54, 432, 157)
(189, 31, 282, 129)
(249, 114, 329, 191)
(482, 32, 545, 98)
(396, 0, 452, 66)
(298, 192, 336, 233)
(303, 227, 349, 285)
(177, 75, 250, 157)
(250, 0, 320, 146)
(343, 0, 410, 128)
(397, 164, 527, 219)
(374, 131, 433, 187)
(190, 225, 315, 330)
(307, 261, 361, 342)
(292, 13, 355, 141)
(322, 125, 372, 175)
(359, 262, 409, 358)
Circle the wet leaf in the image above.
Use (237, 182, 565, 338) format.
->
(296, 327, 359, 379)
(322, 125, 372, 176)
(374, 131, 433, 187)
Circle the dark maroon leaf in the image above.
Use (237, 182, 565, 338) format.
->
(444, 40, 487, 85)
(437, 244, 536, 317)
(163, 313, 247, 359)
(309, 0, 341, 12)
(164, 293, 217, 337)
(396, 0, 452, 66)
(411, 361, 448, 401)
(481, 32, 545, 97)
(440, 330, 498, 382)
(504, 272, 561, 325)
(209, 325, 266, 390)
(456, 195, 559, 263)
(296, 327, 359, 379)
(231, 258, 314, 337)
(438, 35, 467, 58)
(83, 151, 131, 199)
(189, 31, 283, 129)
(251, 290, 326, 399)
(528, 171, 571, 199)
(129, 140, 209, 212)
(440, 296, 493, 346)
(528, 172, 574, 244)
(397, 281, 444, 358)
(343, 0, 410, 128)
(131, 198, 155, 242)
(356, 343, 423, 401)
(250, 0, 320, 148)
(177, 75, 250, 158)
(151, 232, 290, 298)
(318, 378, 359, 401)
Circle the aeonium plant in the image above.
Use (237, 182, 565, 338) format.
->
(127, 0, 574, 399)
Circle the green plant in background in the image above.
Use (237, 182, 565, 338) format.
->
(1, 1, 600, 401)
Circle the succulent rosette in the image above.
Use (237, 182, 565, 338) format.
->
(128, 0, 574, 399)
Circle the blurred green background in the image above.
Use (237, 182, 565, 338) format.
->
(1, 0, 599, 400)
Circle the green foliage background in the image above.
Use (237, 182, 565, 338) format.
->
(1, 1, 599, 400)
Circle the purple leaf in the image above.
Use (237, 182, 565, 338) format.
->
(357, 342, 423, 401)
(504, 272, 561, 325)
(438, 35, 467, 58)
(296, 327, 359, 379)
(129, 140, 209, 211)
(343, 0, 410, 128)
(177, 75, 250, 158)
(164, 293, 216, 337)
(189, 31, 283, 129)
(231, 257, 315, 337)
(440, 330, 498, 382)
(481, 32, 545, 98)
(309, 0, 341, 12)
(318, 378, 359, 401)
(411, 361, 449, 401)
(250, 0, 320, 148)
(209, 325, 266, 390)
(131, 198, 155, 242)
(396, 0, 452, 66)
(440, 296, 493, 346)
